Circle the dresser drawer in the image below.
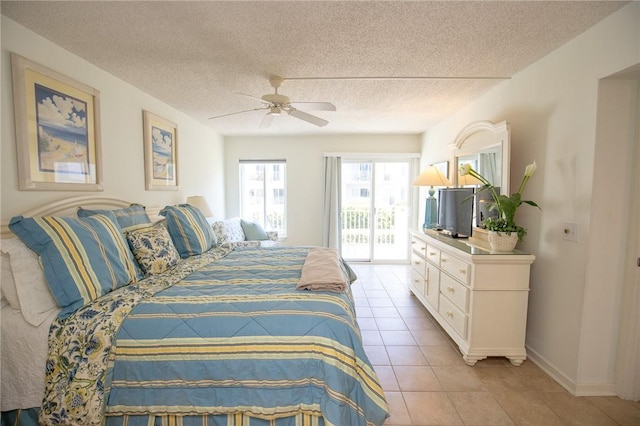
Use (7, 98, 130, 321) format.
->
(411, 236, 427, 257)
(425, 245, 441, 265)
(439, 295, 467, 338)
(425, 262, 440, 309)
(440, 272, 469, 312)
(411, 252, 426, 276)
(440, 252, 470, 285)
(410, 269, 425, 297)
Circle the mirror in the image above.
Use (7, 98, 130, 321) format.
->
(450, 120, 510, 228)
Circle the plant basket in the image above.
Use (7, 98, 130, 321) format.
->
(488, 231, 518, 252)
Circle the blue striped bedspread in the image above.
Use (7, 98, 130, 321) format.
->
(102, 246, 388, 425)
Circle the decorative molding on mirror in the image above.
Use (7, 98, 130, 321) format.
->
(450, 120, 511, 240)
(450, 120, 510, 194)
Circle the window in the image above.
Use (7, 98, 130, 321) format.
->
(239, 160, 286, 236)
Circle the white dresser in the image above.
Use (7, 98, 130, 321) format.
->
(410, 229, 535, 366)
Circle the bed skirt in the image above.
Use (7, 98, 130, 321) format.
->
(0, 409, 330, 426)
(1, 408, 40, 426)
(105, 412, 330, 426)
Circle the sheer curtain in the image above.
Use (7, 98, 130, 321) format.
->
(479, 152, 498, 187)
(322, 156, 342, 249)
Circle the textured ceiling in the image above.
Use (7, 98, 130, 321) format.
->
(1, 1, 628, 136)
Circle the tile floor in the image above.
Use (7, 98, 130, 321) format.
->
(348, 263, 640, 426)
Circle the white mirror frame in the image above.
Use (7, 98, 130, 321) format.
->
(450, 120, 511, 195)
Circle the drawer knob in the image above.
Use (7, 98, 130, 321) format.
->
(446, 311, 454, 318)
(441, 258, 447, 263)
(429, 251, 436, 256)
(459, 269, 466, 274)
(447, 286, 455, 293)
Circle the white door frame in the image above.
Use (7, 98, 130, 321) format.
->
(615, 81, 640, 399)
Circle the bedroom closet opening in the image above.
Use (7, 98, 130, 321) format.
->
(340, 159, 412, 263)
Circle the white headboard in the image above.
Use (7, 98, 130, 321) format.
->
(1, 195, 162, 238)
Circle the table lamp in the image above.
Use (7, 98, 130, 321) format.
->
(412, 166, 452, 230)
(457, 173, 483, 186)
(186, 195, 213, 219)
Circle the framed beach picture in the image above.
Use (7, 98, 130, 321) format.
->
(142, 110, 178, 190)
(11, 53, 102, 191)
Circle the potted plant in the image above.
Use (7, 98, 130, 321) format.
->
(459, 161, 540, 250)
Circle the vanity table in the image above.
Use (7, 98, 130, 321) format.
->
(409, 229, 535, 366)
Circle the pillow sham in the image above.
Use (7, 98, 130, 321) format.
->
(212, 218, 244, 244)
(1, 238, 58, 325)
(78, 203, 151, 232)
(241, 219, 269, 241)
(159, 204, 216, 258)
(126, 223, 180, 275)
(9, 213, 142, 319)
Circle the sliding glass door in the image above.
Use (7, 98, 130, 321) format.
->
(341, 160, 411, 262)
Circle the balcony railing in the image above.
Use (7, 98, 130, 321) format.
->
(341, 206, 396, 244)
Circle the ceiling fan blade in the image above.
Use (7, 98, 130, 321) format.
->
(288, 109, 329, 127)
(259, 112, 275, 128)
(289, 102, 336, 111)
(208, 107, 267, 120)
(236, 92, 269, 104)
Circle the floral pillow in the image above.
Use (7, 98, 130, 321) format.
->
(126, 224, 180, 275)
(212, 217, 245, 244)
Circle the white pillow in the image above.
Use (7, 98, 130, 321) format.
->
(1, 252, 19, 308)
(0, 238, 58, 325)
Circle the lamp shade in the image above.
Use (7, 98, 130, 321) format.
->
(412, 166, 452, 187)
(186, 195, 213, 217)
(457, 173, 484, 186)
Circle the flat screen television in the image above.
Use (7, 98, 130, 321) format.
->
(437, 187, 474, 238)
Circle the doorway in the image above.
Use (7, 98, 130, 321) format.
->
(340, 160, 411, 262)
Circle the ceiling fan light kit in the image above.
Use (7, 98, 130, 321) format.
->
(209, 75, 335, 128)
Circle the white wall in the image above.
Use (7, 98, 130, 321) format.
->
(420, 3, 640, 394)
(224, 134, 421, 246)
(1, 17, 226, 222)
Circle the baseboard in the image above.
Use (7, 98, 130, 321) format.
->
(526, 345, 617, 396)
(574, 383, 617, 396)
(526, 345, 578, 394)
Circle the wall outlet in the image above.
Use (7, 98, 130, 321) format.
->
(562, 222, 578, 242)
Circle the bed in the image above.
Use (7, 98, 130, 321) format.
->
(1, 196, 389, 426)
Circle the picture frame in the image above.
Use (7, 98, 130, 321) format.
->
(11, 53, 103, 191)
(142, 110, 178, 191)
(433, 160, 449, 180)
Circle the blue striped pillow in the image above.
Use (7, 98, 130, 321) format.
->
(78, 204, 151, 231)
(9, 212, 143, 319)
(159, 204, 216, 258)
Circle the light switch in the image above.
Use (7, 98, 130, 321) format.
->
(562, 222, 578, 242)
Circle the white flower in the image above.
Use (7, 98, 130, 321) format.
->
(459, 163, 472, 176)
(524, 161, 537, 178)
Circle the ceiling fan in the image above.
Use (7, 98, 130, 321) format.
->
(209, 76, 336, 128)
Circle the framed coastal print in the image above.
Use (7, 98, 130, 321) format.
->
(142, 110, 178, 190)
(11, 53, 103, 191)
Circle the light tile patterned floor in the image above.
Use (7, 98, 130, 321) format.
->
(349, 264, 640, 426)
